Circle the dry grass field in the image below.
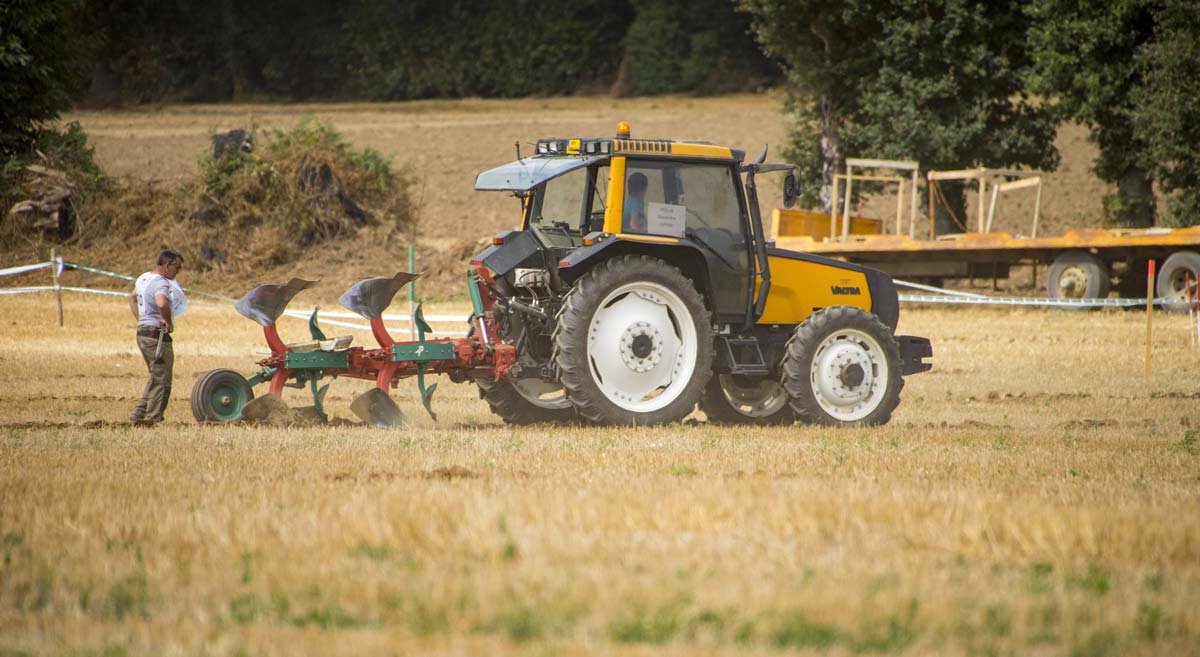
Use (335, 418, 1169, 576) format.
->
(1, 95, 1194, 656)
(1, 290, 1198, 657)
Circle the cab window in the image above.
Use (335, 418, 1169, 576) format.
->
(529, 164, 609, 247)
(622, 162, 744, 237)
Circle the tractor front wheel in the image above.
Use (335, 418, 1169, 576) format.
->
(553, 255, 713, 425)
(191, 369, 254, 423)
(699, 374, 794, 425)
(780, 307, 903, 426)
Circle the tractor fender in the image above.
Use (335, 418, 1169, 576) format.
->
(765, 247, 899, 332)
(557, 237, 713, 304)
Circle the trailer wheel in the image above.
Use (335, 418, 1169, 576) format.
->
(191, 369, 253, 423)
(1047, 251, 1110, 304)
(699, 374, 794, 425)
(780, 307, 903, 427)
(476, 377, 577, 425)
(1157, 251, 1200, 313)
(553, 255, 713, 425)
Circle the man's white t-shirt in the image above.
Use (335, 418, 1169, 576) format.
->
(134, 273, 188, 328)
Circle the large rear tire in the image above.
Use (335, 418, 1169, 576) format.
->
(553, 255, 713, 425)
(699, 374, 794, 425)
(476, 377, 577, 425)
(191, 369, 253, 423)
(780, 307, 903, 427)
(1156, 251, 1200, 313)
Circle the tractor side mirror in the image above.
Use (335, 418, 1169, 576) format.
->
(782, 173, 799, 209)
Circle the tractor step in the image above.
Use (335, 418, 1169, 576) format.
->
(720, 336, 770, 376)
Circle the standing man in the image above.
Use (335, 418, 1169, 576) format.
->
(129, 249, 186, 425)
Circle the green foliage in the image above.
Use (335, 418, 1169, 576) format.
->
(1133, 0, 1200, 226)
(102, 572, 149, 620)
(197, 117, 410, 249)
(0, 0, 87, 155)
(268, 118, 394, 190)
(608, 603, 682, 643)
(742, 0, 1058, 228)
(76, 0, 775, 103)
(622, 0, 776, 96)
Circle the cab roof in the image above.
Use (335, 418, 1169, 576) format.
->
(475, 124, 745, 192)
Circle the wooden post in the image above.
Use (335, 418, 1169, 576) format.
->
(1032, 179, 1043, 238)
(977, 176, 986, 233)
(910, 169, 919, 239)
(841, 165, 854, 242)
(927, 174, 936, 239)
(986, 183, 1000, 233)
(50, 248, 63, 327)
(829, 175, 840, 240)
(1145, 260, 1155, 387)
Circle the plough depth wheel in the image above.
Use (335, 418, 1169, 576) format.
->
(191, 369, 254, 423)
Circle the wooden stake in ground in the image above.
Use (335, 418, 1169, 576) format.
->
(50, 248, 63, 327)
(1146, 260, 1155, 386)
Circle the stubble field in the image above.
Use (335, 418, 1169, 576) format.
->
(1, 95, 1196, 656)
(1, 290, 1198, 656)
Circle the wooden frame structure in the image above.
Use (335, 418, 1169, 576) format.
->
(927, 168, 1043, 239)
(831, 158, 920, 242)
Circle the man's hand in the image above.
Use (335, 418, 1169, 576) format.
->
(128, 293, 140, 321)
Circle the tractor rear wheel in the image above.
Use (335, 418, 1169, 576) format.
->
(553, 255, 713, 425)
(476, 377, 577, 425)
(191, 369, 254, 423)
(699, 374, 794, 425)
(780, 307, 903, 426)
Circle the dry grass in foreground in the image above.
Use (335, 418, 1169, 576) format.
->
(0, 292, 1198, 656)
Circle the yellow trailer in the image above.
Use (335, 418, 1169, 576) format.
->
(773, 160, 1200, 310)
(771, 208, 1200, 310)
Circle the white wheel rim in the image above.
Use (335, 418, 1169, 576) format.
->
(511, 378, 571, 410)
(1058, 265, 1090, 298)
(586, 282, 698, 413)
(718, 374, 789, 418)
(809, 328, 889, 422)
(1167, 268, 1193, 301)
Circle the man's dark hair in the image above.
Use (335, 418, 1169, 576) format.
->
(628, 172, 648, 193)
(157, 249, 184, 266)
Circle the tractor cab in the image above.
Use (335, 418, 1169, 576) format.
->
(475, 123, 775, 326)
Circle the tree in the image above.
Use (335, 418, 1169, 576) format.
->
(0, 0, 87, 156)
(739, 1, 883, 211)
(743, 0, 1058, 235)
(1026, 0, 1157, 227)
(621, 0, 777, 96)
(1133, 0, 1200, 225)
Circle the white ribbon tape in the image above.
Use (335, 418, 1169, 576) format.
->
(0, 262, 53, 278)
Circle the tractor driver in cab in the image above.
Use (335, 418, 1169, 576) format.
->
(623, 172, 648, 233)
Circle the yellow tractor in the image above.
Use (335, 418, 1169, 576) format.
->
(471, 123, 931, 426)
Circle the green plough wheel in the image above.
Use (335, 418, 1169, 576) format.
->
(191, 369, 254, 423)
